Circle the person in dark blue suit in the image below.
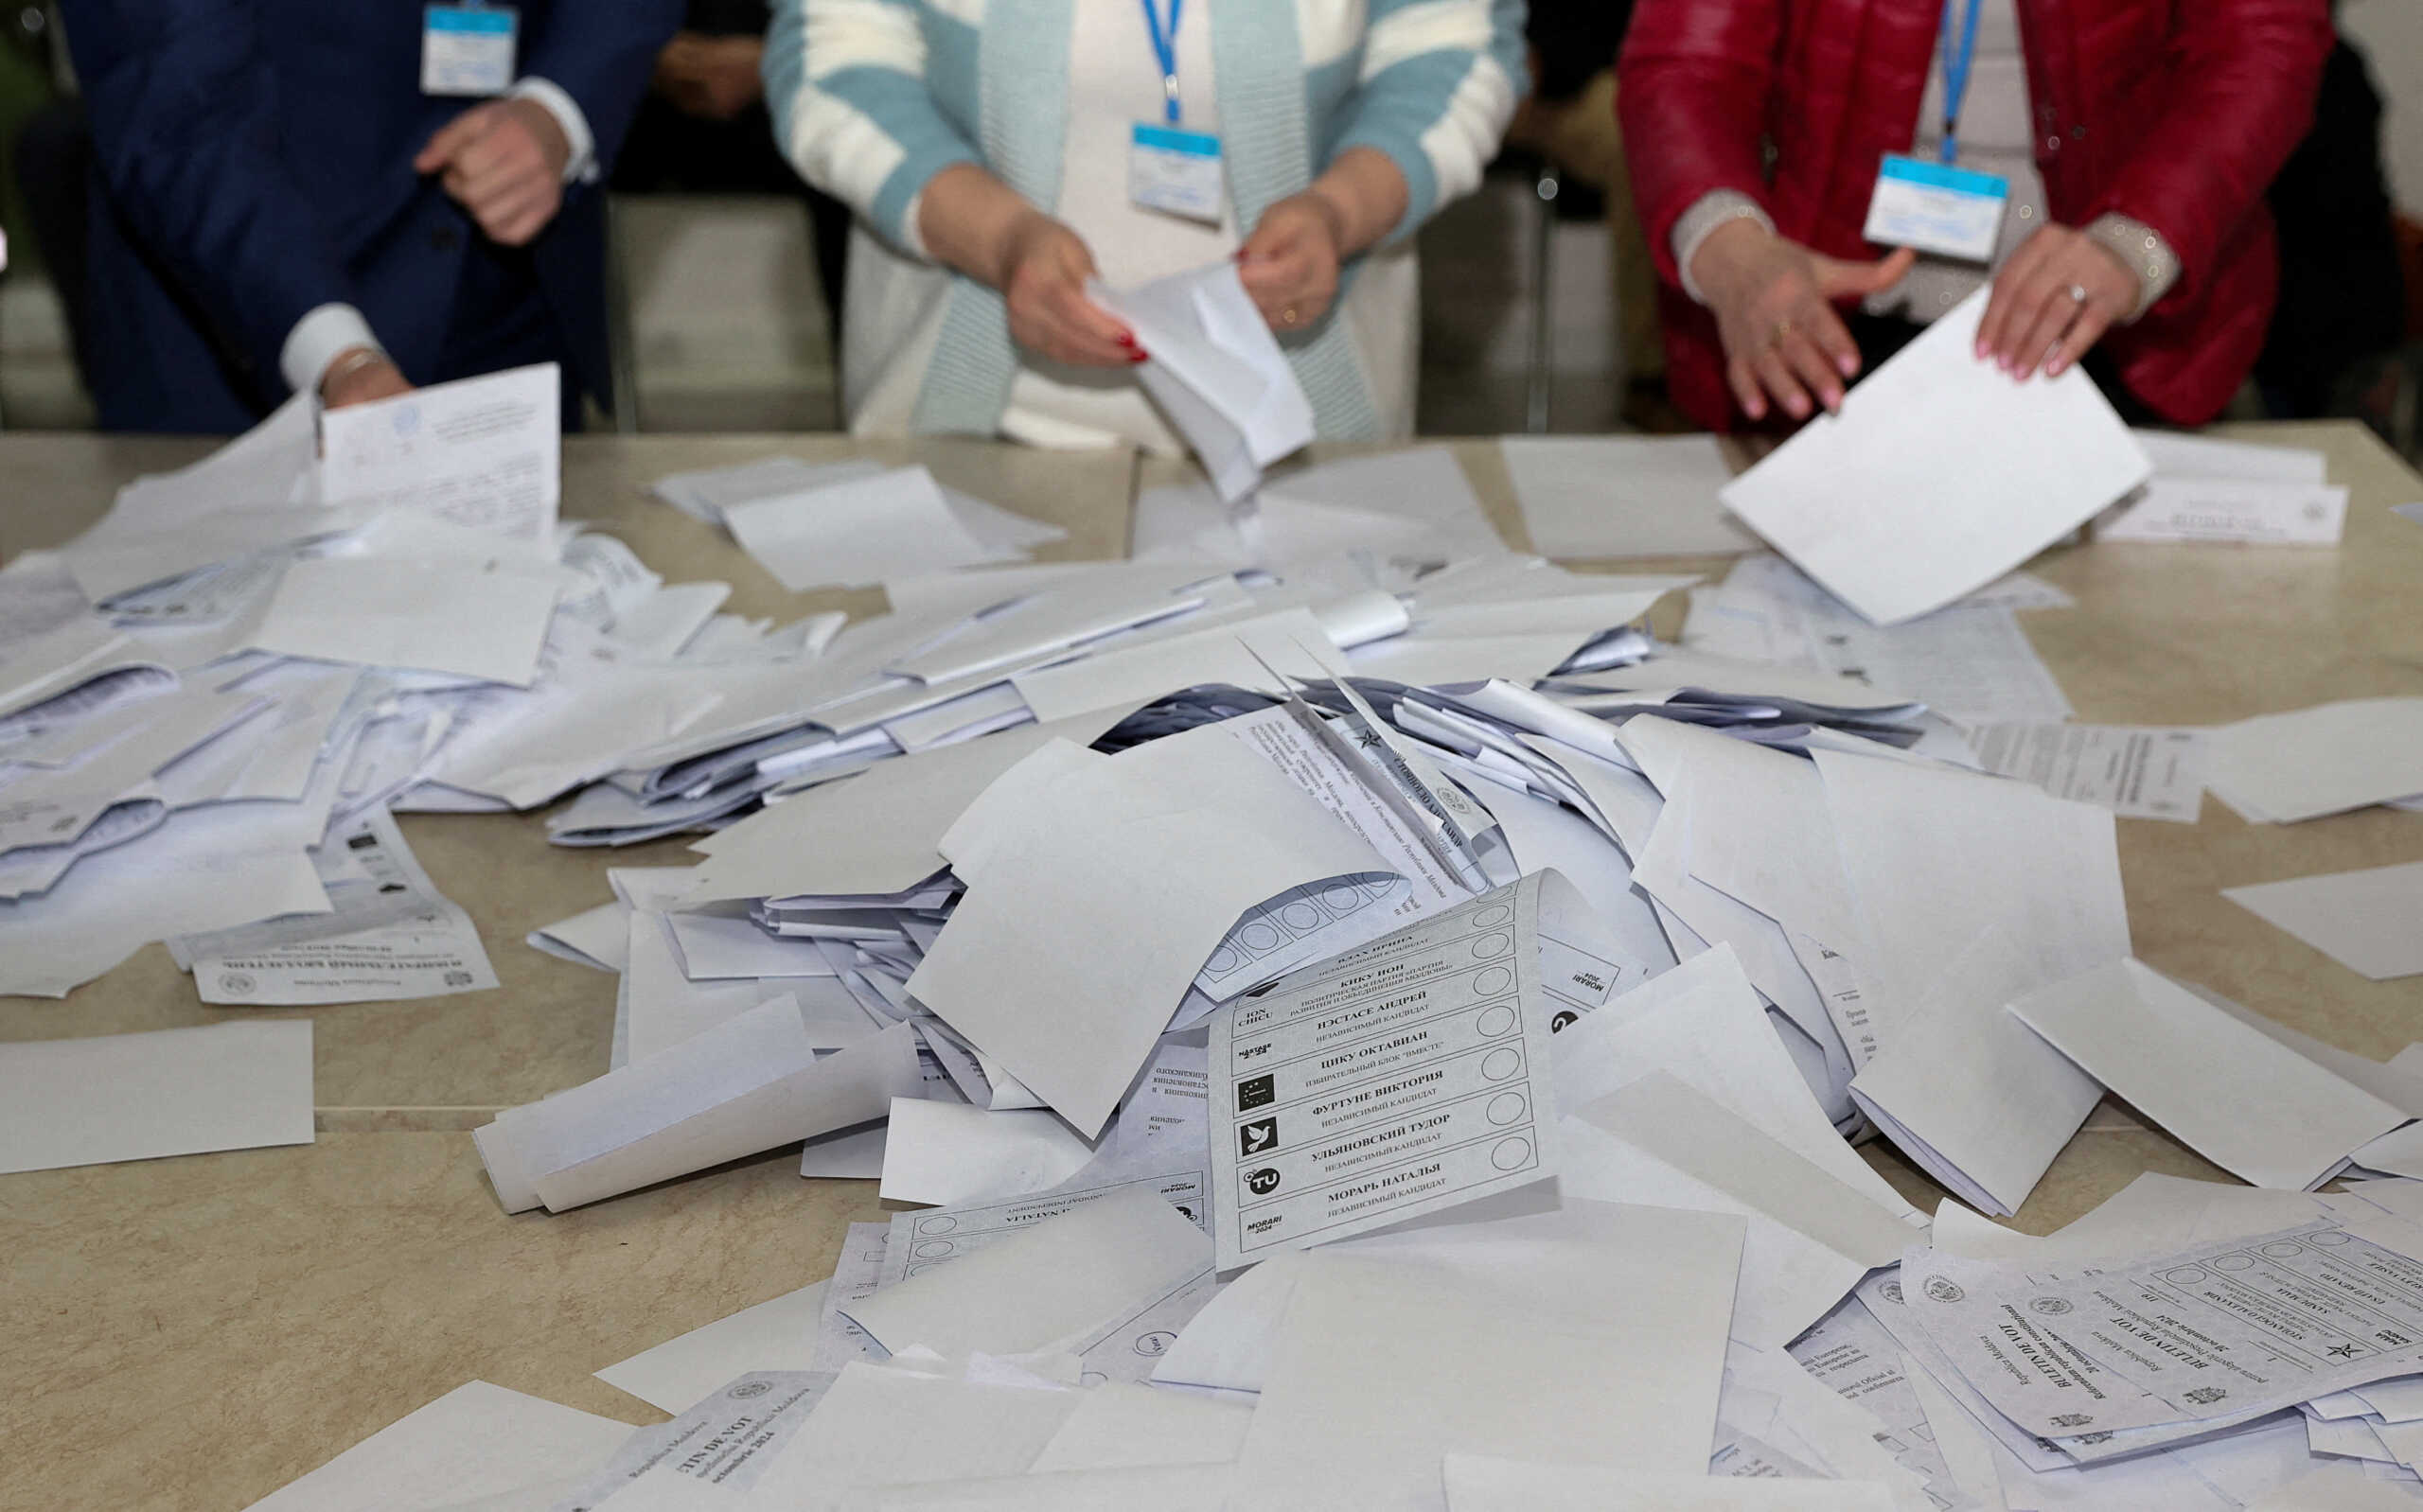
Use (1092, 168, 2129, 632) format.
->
(64, 0, 682, 431)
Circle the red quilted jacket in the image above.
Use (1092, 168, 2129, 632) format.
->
(1617, 0, 2334, 429)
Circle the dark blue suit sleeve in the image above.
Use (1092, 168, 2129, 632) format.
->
(65, 0, 357, 392)
(520, 0, 688, 186)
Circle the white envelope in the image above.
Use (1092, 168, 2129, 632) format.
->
(1095, 264, 1316, 501)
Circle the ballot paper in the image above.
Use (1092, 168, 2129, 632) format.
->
(0, 797, 331, 997)
(2206, 698, 2423, 823)
(1901, 1212, 2423, 1446)
(859, 1158, 1214, 1376)
(1206, 874, 1559, 1271)
(682, 712, 1137, 908)
(1784, 1301, 1974, 1505)
(1093, 264, 1316, 501)
(1718, 290, 2150, 625)
(1549, 947, 1921, 1226)
(653, 455, 887, 523)
(1969, 721, 2207, 821)
(1502, 434, 1759, 558)
(563, 1368, 840, 1508)
(476, 1011, 924, 1213)
(1230, 1240, 1740, 1511)
(1685, 554, 2072, 727)
(2224, 863, 2423, 981)
(2099, 477, 2350, 546)
(1025, 1380, 1253, 1471)
(1131, 479, 1450, 569)
(1007, 608, 1340, 725)
(244, 1380, 633, 1512)
(248, 549, 563, 686)
(840, 1184, 1212, 1362)
(2005, 958, 2408, 1190)
(319, 363, 560, 544)
(1441, 1458, 1897, 1511)
(592, 1281, 830, 1414)
(177, 807, 497, 1005)
(617, 1362, 1080, 1511)
(1562, 1073, 1911, 1348)
(1819, 750, 2131, 1216)
(908, 727, 1394, 1137)
(877, 1099, 1099, 1207)
(862, 1466, 1238, 1511)
(2132, 430, 2329, 486)
(0, 1020, 312, 1173)
(1193, 696, 1479, 998)
(1259, 448, 1506, 557)
(723, 466, 1031, 591)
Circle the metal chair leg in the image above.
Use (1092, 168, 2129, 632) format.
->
(1526, 162, 1560, 435)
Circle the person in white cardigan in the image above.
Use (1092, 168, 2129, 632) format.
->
(764, 0, 1527, 448)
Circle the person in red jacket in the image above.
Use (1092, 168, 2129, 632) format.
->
(1618, 0, 2333, 431)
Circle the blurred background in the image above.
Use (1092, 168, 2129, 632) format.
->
(1, 0, 2416, 449)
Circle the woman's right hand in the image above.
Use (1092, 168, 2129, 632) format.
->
(997, 211, 1143, 369)
(1689, 220, 1915, 422)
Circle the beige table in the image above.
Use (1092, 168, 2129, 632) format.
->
(7, 425, 2423, 1511)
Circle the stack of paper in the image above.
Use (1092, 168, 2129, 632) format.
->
(2101, 429, 2345, 545)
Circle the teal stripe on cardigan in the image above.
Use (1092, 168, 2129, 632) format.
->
(911, 0, 1076, 435)
(1210, 0, 1382, 442)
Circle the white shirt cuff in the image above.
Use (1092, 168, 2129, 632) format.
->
(281, 303, 381, 396)
(507, 78, 597, 185)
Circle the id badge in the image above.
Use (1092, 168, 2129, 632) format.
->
(1129, 123, 1225, 223)
(1863, 153, 2008, 263)
(422, 4, 519, 97)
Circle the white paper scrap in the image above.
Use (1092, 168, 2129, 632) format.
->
(0, 1020, 314, 1174)
(2224, 862, 2423, 981)
(240, 1380, 630, 1512)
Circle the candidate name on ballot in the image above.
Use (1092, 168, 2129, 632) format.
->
(1211, 873, 1559, 1271)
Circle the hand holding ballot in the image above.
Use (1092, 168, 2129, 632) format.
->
(1974, 221, 2146, 380)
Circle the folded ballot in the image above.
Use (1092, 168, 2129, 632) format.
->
(1094, 263, 1316, 501)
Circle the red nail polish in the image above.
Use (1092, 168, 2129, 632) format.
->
(1129, 351, 1149, 364)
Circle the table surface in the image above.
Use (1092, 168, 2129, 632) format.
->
(6, 424, 2421, 1511)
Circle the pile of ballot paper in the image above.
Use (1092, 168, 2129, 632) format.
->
(23, 311, 2423, 1510)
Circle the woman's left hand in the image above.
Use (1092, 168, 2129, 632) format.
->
(1238, 192, 1349, 336)
(1976, 223, 2141, 380)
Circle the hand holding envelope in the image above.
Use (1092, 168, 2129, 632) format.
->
(1094, 264, 1317, 502)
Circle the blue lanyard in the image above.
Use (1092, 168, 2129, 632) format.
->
(1937, 0, 1986, 165)
(1141, 0, 1182, 125)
